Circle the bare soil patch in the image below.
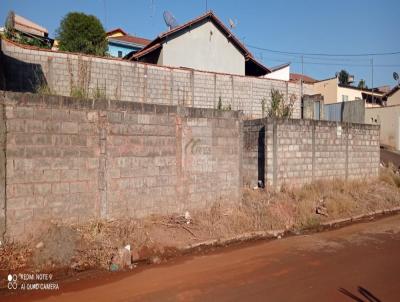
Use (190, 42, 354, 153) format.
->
(1, 166, 399, 287)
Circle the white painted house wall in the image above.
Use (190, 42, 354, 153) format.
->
(160, 20, 245, 75)
(365, 106, 400, 150)
(264, 65, 290, 81)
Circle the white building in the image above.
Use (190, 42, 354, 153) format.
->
(129, 12, 271, 77)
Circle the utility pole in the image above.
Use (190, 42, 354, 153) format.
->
(206, 0, 208, 12)
(371, 57, 374, 104)
(301, 55, 304, 99)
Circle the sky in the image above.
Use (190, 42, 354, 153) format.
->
(1, 0, 399, 87)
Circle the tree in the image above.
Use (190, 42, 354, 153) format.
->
(56, 12, 107, 56)
(338, 69, 350, 85)
(358, 79, 368, 89)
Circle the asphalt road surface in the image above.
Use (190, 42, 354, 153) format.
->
(3, 215, 400, 302)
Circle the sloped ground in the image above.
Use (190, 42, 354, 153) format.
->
(4, 214, 400, 302)
(1, 167, 400, 287)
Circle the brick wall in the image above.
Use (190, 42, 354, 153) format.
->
(0, 39, 314, 119)
(0, 92, 242, 239)
(243, 119, 380, 188)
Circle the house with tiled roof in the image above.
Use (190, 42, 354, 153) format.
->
(313, 76, 386, 107)
(127, 11, 271, 77)
(289, 73, 317, 84)
(106, 28, 150, 58)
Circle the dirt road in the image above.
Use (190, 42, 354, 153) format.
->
(3, 215, 400, 302)
(381, 148, 400, 169)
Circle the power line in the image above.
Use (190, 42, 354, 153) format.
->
(246, 44, 400, 57)
(263, 57, 400, 68)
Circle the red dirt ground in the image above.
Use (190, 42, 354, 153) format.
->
(2, 214, 400, 302)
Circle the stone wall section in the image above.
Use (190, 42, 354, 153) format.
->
(243, 119, 380, 188)
(1, 39, 314, 119)
(0, 92, 242, 239)
(4, 94, 100, 237)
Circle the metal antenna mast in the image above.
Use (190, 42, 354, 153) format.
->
(103, 0, 107, 29)
(371, 57, 374, 104)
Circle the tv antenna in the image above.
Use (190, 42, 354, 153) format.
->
(228, 18, 238, 29)
(150, 0, 155, 19)
(163, 11, 179, 30)
(394, 72, 399, 85)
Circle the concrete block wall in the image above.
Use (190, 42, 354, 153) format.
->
(180, 108, 241, 208)
(0, 39, 308, 119)
(275, 119, 314, 186)
(243, 118, 380, 188)
(0, 92, 242, 239)
(4, 94, 100, 237)
(347, 124, 380, 179)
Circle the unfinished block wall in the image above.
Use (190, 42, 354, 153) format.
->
(243, 119, 380, 188)
(1, 92, 242, 239)
(0, 39, 314, 119)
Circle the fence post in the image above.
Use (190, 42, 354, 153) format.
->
(345, 122, 349, 180)
(170, 69, 174, 105)
(231, 75, 235, 110)
(213, 74, 217, 109)
(312, 120, 316, 182)
(190, 69, 194, 107)
(143, 65, 148, 103)
(273, 119, 277, 188)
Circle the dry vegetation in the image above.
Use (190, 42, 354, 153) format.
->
(1, 167, 400, 280)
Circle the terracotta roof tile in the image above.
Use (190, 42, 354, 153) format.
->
(109, 35, 151, 46)
(106, 28, 127, 36)
(290, 73, 316, 84)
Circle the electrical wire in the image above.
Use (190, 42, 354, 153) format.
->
(246, 44, 400, 57)
(264, 57, 400, 68)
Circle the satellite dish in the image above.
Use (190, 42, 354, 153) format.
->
(394, 72, 399, 81)
(163, 11, 178, 30)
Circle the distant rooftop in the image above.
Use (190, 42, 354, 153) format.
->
(10, 12, 48, 37)
(290, 73, 317, 84)
(108, 35, 151, 47)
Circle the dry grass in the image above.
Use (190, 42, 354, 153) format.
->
(1, 167, 400, 276)
(380, 163, 400, 188)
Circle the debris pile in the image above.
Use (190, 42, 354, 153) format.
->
(316, 198, 328, 217)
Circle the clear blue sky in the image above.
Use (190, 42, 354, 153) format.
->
(1, 0, 399, 87)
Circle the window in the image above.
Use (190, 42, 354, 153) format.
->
(342, 95, 348, 102)
(118, 51, 123, 58)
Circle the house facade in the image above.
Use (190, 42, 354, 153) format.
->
(106, 28, 150, 58)
(366, 105, 400, 150)
(129, 12, 271, 77)
(264, 63, 290, 81)
(385, 85, 400, 106)
(313, 76, 385, 107)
